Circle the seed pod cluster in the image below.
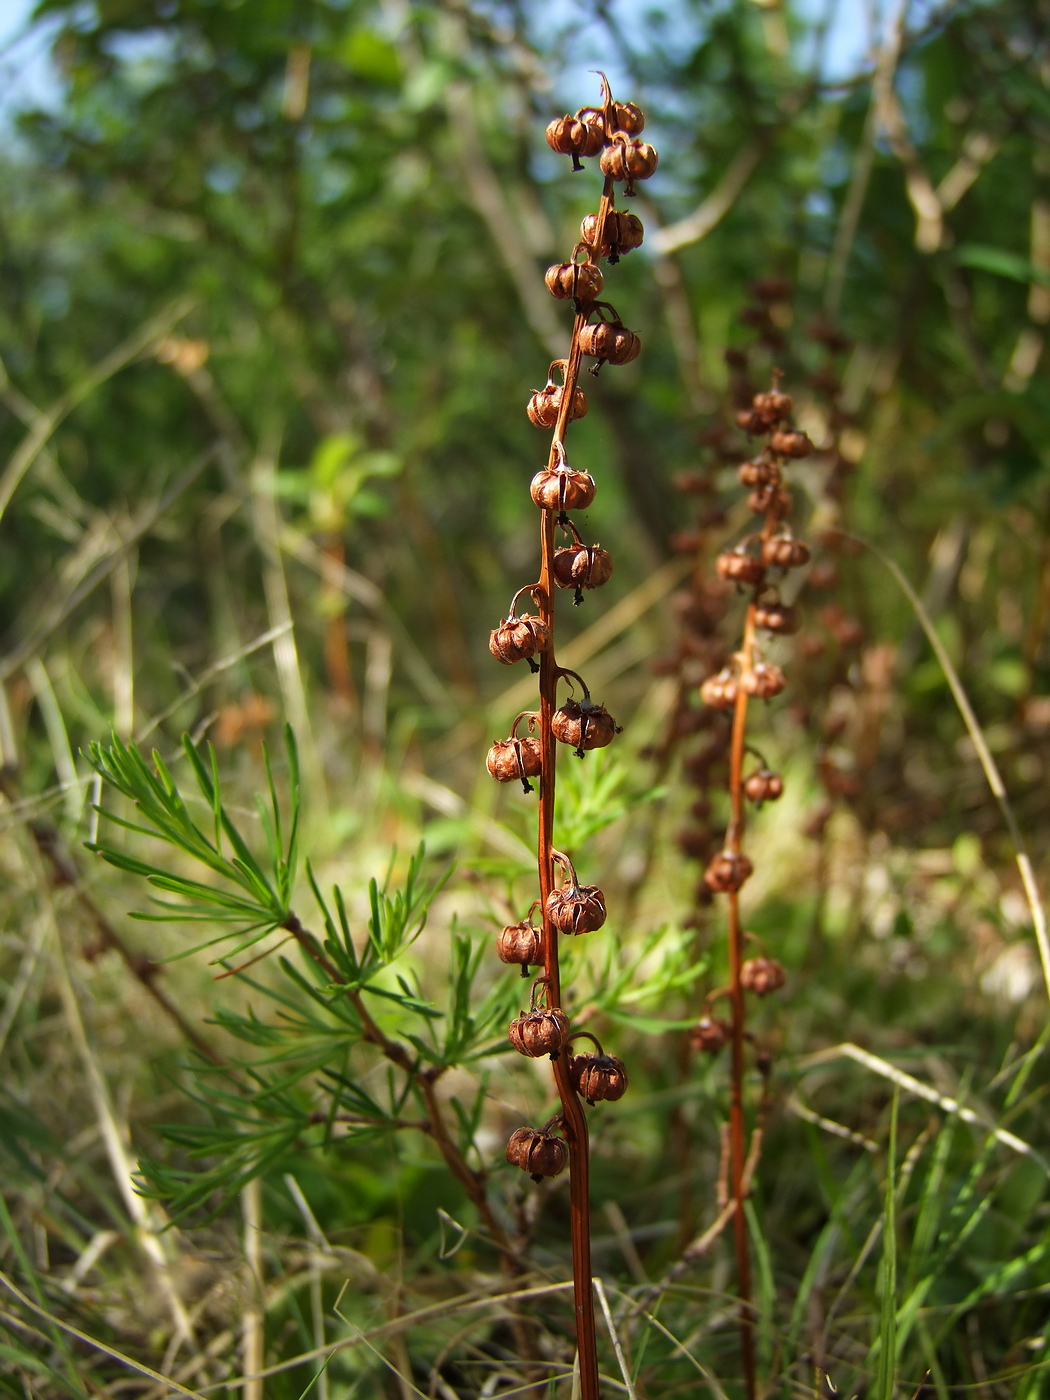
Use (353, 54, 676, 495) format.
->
(491, 80, 647, 1208)
(546, 95, 658, 196)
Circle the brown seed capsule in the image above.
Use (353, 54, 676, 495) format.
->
(497, 921, 543, 968)
(830, 614, 865, 648)
(544, 261, 604, 303)
(579, 321, 641, 365)
(762, 534, 810, 569)
(741, 956, 786, 996)
(743, 768, 784, 803)
(738, 459, 775, 488)
(611, 100, 645, 135)
(545, 114, 605, 168)
(700, 670, 738, 709)
(754, 601, 800, 635)
(546, 881, 607, 934)
(553, 544, 613, 594)
(527, 383, 589, 429)
(770, 429, 813, 458)
(599, 139, 659, 186)
(486, 737, 542, 792)
(580, 210, 645, 259)
(703, 850, 754, 894)
(551, 698, 621, 757)
(530, 466, 597, 512)
(808, 560, 838, 590)
(716, 549, 765, 586)
(674, 470, 714, 494)
(570, 1052, 629, 1104)
(509, 1006, 571, 1058)
(489, 614, 551, 666)
(740, 662, 786, 699)
(690, 1016, 731, 1053)
(506, 1125, 568, 1181)
(751, 390, 793, 425)
(670, 528, 702, 555)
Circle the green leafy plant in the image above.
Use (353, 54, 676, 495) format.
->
(84, 730, 522, 1247)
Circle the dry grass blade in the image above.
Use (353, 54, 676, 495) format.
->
(797, 1042, 1047, 1169)
(0, 1269, 208, 1399)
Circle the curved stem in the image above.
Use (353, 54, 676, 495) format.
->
(556, 666, 591, 697)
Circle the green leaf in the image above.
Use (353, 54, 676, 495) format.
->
(956, 244, 1050, 288)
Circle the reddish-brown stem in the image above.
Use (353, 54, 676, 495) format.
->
(726, 606, 757, 1400)
(531, 175, 618, 1400)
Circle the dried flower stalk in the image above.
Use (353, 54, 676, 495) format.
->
(486, 75, 657, 1400)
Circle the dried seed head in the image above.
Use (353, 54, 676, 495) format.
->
(670, 528, 703, 555)
(828, 613, 865, 647)
(751, 389, 793, 425)
(497, 920, 543, 968)
(553, 543, 613, 592)
(740, 661, 786, 698)
(674, 470, 714, 494)
(570, 1052, 629, 1104)
(506, 1125, 569, 1181)
(754, 601, 800, 635)
(527, 383, 589, 429)
(703, 849, 754, 893)
(599, 139, 659, 187)
(546, 880, 607, 934)
(741, 956, 786, 995)
(508, 1006, 571, 1058)
(489, 614, 551, 665)
(544, 261, 604, 303)
(486, 737, 542, 791)
(551, 698, 621, 757)
(743, 768, 784, 803)
(611, 100, 645, 135)
(762, 534, 811, 569)
(737, 408, 772, 436)
(808, 560, 838, 590)
(580, 210, 645, 259)
(545, 114, 605, 167)
(700, 669, 739, 709)
(579, 320, 641, 365)
(716, 549, 765, 586)
(770, 429, 813, 459)
(690, 1016, 731, 1053)
(738, 459, 776, 488)
(530, 466, 597, 512)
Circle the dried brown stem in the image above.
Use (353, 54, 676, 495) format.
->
(531, 173, 620, 1400)
(725, 608, 757, 1400)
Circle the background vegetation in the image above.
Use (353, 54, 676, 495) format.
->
(2, 0, 1049, 1395)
